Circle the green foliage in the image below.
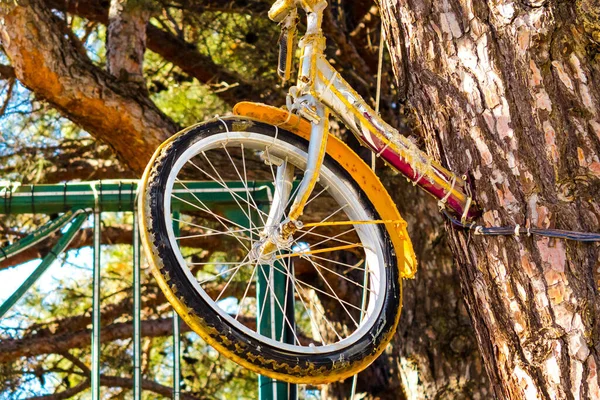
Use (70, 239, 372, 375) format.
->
(0, 2, 309, 398)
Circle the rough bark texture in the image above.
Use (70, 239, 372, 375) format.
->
(391, 179, 490, 399)
(47, 0, 282, 105)
(0, 0, 177, 174)
(107, 0, 150, 86)
(320, 174, 489, 400)
(380, 0, 600, 398)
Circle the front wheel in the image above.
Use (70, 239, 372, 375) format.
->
(139, 117, 412, 384)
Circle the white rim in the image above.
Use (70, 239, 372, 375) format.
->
(162, 131, 387, 354)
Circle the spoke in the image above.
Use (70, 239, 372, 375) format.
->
(172, 186, 250, 252)
(302, 254, 359, 328)
(171, 191, 246, 231)
(177, 231, 252, 242)
(191, 261, 252, 266)
(295, 204, 348, 242)
(223, 144, 267, 228)
(256, 263, 271, 332)
(289, 278, 344, 343)
(186, 156, 269, 222)
(240, 143, 256, 244)
(270, 247, 329, 345)
(172, 218, 263, 241)
(276, 243, 364, 259)
(268, 262, 363, 314)
(279, 258, 292, 343)
(198, 258, 253, 285)
(302, 184, 330, 209)
(235, 260, 259, 321)
(200, 152, 259, 231)
(174, 218, 261, 232)
(257, 263, 301, 345)
(284, 184, 329, 221)
(298, 255, 376, 296)
(359, 260, 370, 322)
(215, 253, 252, 302)
(294, 227, 357, 247)
(305, 253, 367, 272)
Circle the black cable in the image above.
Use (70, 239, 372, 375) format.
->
(442, 210, 600, 242)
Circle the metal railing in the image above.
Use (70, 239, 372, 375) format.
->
(0, 180, 294, 400)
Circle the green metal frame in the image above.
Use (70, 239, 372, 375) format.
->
(0, 210, 88, 318)
(0, 181, 294, 399)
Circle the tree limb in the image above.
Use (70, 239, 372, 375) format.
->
(47, 0, 276, 105)
(0, 317, 191, 363)
(0, 0, 178, 173)
(26, 374, 201, 400)
(0, 222, 234, 271)
(0, 314, 264, 364)
(106, 0, 150, 86)
(0, 140, 134, 185)
(0, 64, 15, 80)
(26, 380, 90, 400)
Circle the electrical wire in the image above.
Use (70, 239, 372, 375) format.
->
(442, 210, 600, 242)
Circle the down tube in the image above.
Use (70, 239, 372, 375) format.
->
(313, 56, 479, 221)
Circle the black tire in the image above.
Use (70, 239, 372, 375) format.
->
(139, 117, 402, 384)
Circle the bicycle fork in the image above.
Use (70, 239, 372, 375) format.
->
(254, 101, 329, 260)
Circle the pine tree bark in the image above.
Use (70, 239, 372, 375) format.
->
(0, 0, 177, 173)
(107, 0, 150, 87)
(320, 175, 490, 399)
(379, 0, 600, 398)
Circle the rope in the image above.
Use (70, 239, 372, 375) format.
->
(375, 23, 385, 116)
(438, 176, 456, 209)
(371, 21, 386, 173)
(353, 17, 386, 399)
(302, 219, 404, 228)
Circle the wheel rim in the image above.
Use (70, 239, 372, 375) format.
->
(162, 131, 387, 354)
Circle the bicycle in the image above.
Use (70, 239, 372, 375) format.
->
(138, 0, 477, 384)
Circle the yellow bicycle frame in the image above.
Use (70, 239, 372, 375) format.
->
(264, 0, 478, 224)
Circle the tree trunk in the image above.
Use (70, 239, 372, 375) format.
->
(379, 0, 600, 398)
(107, 0, 150, 87)
(0, 0, 177, 174)
(321, 174, 490, 399)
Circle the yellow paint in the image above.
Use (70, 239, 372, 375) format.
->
(303, 219, 407, 229)
(138, 111, 415, 385)
(232, 101, 417, 278)
(316, 70, 468, 208)
(276, 243, 363, 259)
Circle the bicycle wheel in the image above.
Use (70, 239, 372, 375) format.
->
(139, 117, 410, 384)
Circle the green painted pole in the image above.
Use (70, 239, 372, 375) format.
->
(91, 207, 101, 400)
(133, 206, 142, 400)
(251, 196, 296, 400)
(0, 181, 273, 214)
(0, 210, 75, 263)
(172, 212, 181, 400)
(257, 259, 296, 400)
(0, 211, 87, 319)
